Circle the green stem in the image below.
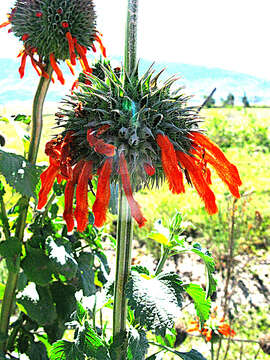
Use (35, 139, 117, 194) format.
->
(124, 0, 139, 77)
(0, 192, 10, 240)
(0, 65, 53, 352)
(211, 340, 214, 360)
(155, 246, 170, 275)
(112, 1, 138, 358)
(113, 189, 133, 359)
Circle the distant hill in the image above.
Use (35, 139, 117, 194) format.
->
(0, 57, 269, 112)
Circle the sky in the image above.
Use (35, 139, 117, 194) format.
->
(0, 0, 270, 80)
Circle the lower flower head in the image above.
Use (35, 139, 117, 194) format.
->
(37, 62, 241, 232)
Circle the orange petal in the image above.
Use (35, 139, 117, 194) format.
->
(190, 132, 242, 186)
(95, 34, 106, 57)
(65, 31, 76, 65)
(65, 59, 75, 76)
(119, 153, 147, 227)
(0, 21, 10, 29)
(87, 129, 116, 157)
(144, 163, 155, 176)
(63, 160, 85, 232)
(176, 151, 218, 215)
(74, 161, 93, 232)
(49, 53, 65, 85)
(37, 163, 59, 209)
(92, 158, 113, 227)
(156, 134, 185, 194)
(18, 52, 27, 79)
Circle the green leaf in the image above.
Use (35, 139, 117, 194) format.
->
(0, 117, 9, 123)
(171, 349, 207, 360)
(76, 302, 87, 324)
(183, 284, 211, 324)
(49, 340, 84, 360)
(76, 321, 111, 360)
(27, 341, 49, 360)
(77, 253, 96, 296)
(190, 245, 217, 298)
(17, 283, 57, 326)
(45, 237, 78, 280)
(14, 114, 31, 124)
(21, 247, 54, 286)
(50, 282, 77, 323)
(126, 272, 183, 335)
(127, 327, 149, 360)
(0, 238, 21, 272)
(0, 150, 42, 198)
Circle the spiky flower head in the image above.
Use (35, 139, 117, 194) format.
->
(0, 0, 106, 83)
(37, 62, 242, 231)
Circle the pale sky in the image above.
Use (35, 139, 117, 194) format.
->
(0, 0, 270, 80)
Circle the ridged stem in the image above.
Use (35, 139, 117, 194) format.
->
(124, 0, 139, 77)
(0, 65, 53, 352)
(113, 189, 133, 359)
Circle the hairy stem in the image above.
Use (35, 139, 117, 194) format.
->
(112, 0, 138, 358)
(0, 191, 10, 240)
(113, 189, 133, 359)
(155, 246, 170, 275)
(0, 65, 53, 352)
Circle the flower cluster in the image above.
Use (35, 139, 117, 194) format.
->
(188, 310, 236, 342)
(0, 0, 106, 84)
(37, 63, 241, 232)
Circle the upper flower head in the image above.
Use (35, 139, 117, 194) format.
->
(37, 62, 241, 232)
(0, 0, 106, 83)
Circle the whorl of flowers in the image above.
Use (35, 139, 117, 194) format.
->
(188, 309, 236, 342)
(37, 62, 242, 232)
(0, 0, 106, 84)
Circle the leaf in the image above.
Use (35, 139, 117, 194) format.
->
(76, 321, 111, 360)
(146, 352, 164, 360)
(21, 247, 54, 286)
(183, 284, 211, 324)
(0, 238, 21, 272)
(127, 327, 149, 360)
(76, 302, 87, 324)
(171, 349, 207, 360)
(77, 253, 96, 296)
(27, 341, 49, 360)
(50, 282, 77, 323)
(17, 283, 57, 326)
(49, 340, 84, 360)
(0, 117, 9, 123)
(0, 150, 42, 198)
(126, 271, 183, 335)
(191, 245, 217, 298)
(45, 237, 78, 280)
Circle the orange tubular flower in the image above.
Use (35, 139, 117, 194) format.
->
(18, 52, 27, 78)
(176, 151, 218, 215)
(37, 162, 60, 210)
(49, 53, 65, 85)
(63, 160, 85, 232)
(92, 159, 113, 228)
(156, 134, 185, 194)
(87, 129, 116, 157)
(74, 161, 93, 232)
(119, 153, 147, 228)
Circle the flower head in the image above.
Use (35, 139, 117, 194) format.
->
(188, 308, 236, 342)
(37, 62, 241, 232)
(1, 0, 106, 83)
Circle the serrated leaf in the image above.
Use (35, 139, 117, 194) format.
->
(17, 283, 57, 326)
(0, 238, 21, 272)
(49, 340, 84, 360)
(126, 272, 183, 335)
(0, 150, 42, 198)
(76, 302, 87, 324)
(183, 284, 211, 324)
(128, 327, 149, 360)
(45, 237, 78, 280)
(21, 247, 54, 285)
(77, 253, 96, 296)
(76, 321, 111, 360)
